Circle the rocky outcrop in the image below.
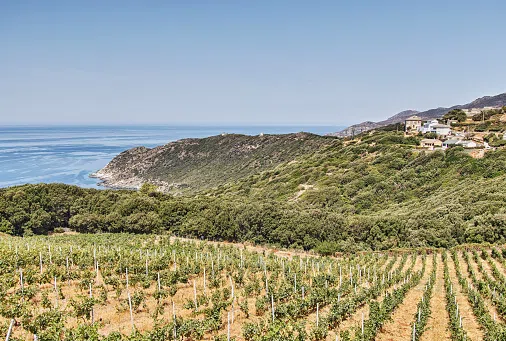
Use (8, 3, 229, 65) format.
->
(329, 121, 382, 138)
(91, 132, 337, 193)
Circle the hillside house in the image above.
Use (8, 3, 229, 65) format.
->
(420, 138, 442, 150)
(431, 124, 452, 137)
(442, 139, 478, 149)
(405, 115, 422, 132)
(459, 140, 478, 148)
(442, 139, 459, 149)
(419, 120, 452, 137)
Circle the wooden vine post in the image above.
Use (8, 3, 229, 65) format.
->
(39, 252, 43, 274)
(54, 277, 58, 308)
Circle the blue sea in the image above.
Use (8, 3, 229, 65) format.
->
(0, 125, 343, 189)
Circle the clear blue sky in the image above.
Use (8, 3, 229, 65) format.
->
(1, 0, 505, 125)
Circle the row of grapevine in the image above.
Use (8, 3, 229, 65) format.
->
(3, 234, 506, 341)
(451, 250, 506, 340)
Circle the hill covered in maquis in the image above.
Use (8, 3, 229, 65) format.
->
(92, 132, 336, 193)
(1, 131, 506, 254)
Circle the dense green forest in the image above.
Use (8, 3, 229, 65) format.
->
(1, 131, 506, 253)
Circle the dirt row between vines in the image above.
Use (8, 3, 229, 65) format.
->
(447, 254, 484, 341)
(461, 251, 505, 322)
(300, 255, 398, 336)
(327, 255, 420, 340)
(375, 255, 434, 341)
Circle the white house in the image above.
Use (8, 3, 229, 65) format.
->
(442, 138, 460, 149)
(420, 138, 442, 150)
(419, 120, 452, 137)
(442, 139, 478, 149)
(432, 124, 452, 137)
(459, 140, 477, 148)
(419, 120, 436, 134)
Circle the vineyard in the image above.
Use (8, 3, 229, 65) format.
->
(2, 234, 506, 340)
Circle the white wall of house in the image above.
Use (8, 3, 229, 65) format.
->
(434, 126, 451, 136)
(419, 120, 451, 136)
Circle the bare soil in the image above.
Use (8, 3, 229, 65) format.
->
(420, 254, 451, 341)
(375, 256, 433, 341)
(447, 255, 484, 341)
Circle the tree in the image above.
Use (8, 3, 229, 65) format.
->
(26, 208, 53, 234)
(423, 132, 438, 139)
(140, 182, 158, 195)
(443, 109, 467, 122)
(69, 213, 103, 233)
(315, 241, 339, 256)
(0, 219, 13, 234)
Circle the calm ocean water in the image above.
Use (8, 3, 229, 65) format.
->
(0, 125, 343, 189)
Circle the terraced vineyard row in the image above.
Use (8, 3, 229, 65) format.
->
(1, 234, 506, 341)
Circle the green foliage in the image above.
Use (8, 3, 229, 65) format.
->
(139, 183, 158, 195)
(423, 132, 438, 139)
(130, 291, 146, 312)
(1, 131, 506, 251)
(485, 133, 506, 147)
(239, 298, 249, 318)
(314, 241, 339, 256)
(472, 108, 504, 121)
(443, 109, 467, 122)
(0, 218, 13, 234)
(70, 296, 98, 320)
(24, 310, 65, 340)
(475, 122, 491, 132)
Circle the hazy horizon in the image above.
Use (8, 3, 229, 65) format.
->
(0, 124, 342, 188)
(2, 1, 506, 125)
(0, 122, 347, 128)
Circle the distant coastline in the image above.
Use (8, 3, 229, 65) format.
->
(0, 125, 345, 189)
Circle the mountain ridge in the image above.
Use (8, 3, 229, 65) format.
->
(330, 92, 506, 137)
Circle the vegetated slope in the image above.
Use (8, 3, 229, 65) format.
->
(331, 92, 506, 137)
(1, 131, 506, 252)
(92, 132, 337, 193)
(208, 131, 504, 202)
(205, 131, 506, 248)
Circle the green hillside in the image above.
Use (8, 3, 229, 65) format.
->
(1, 131, 506, 253)
(92, 132, 337, 193)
